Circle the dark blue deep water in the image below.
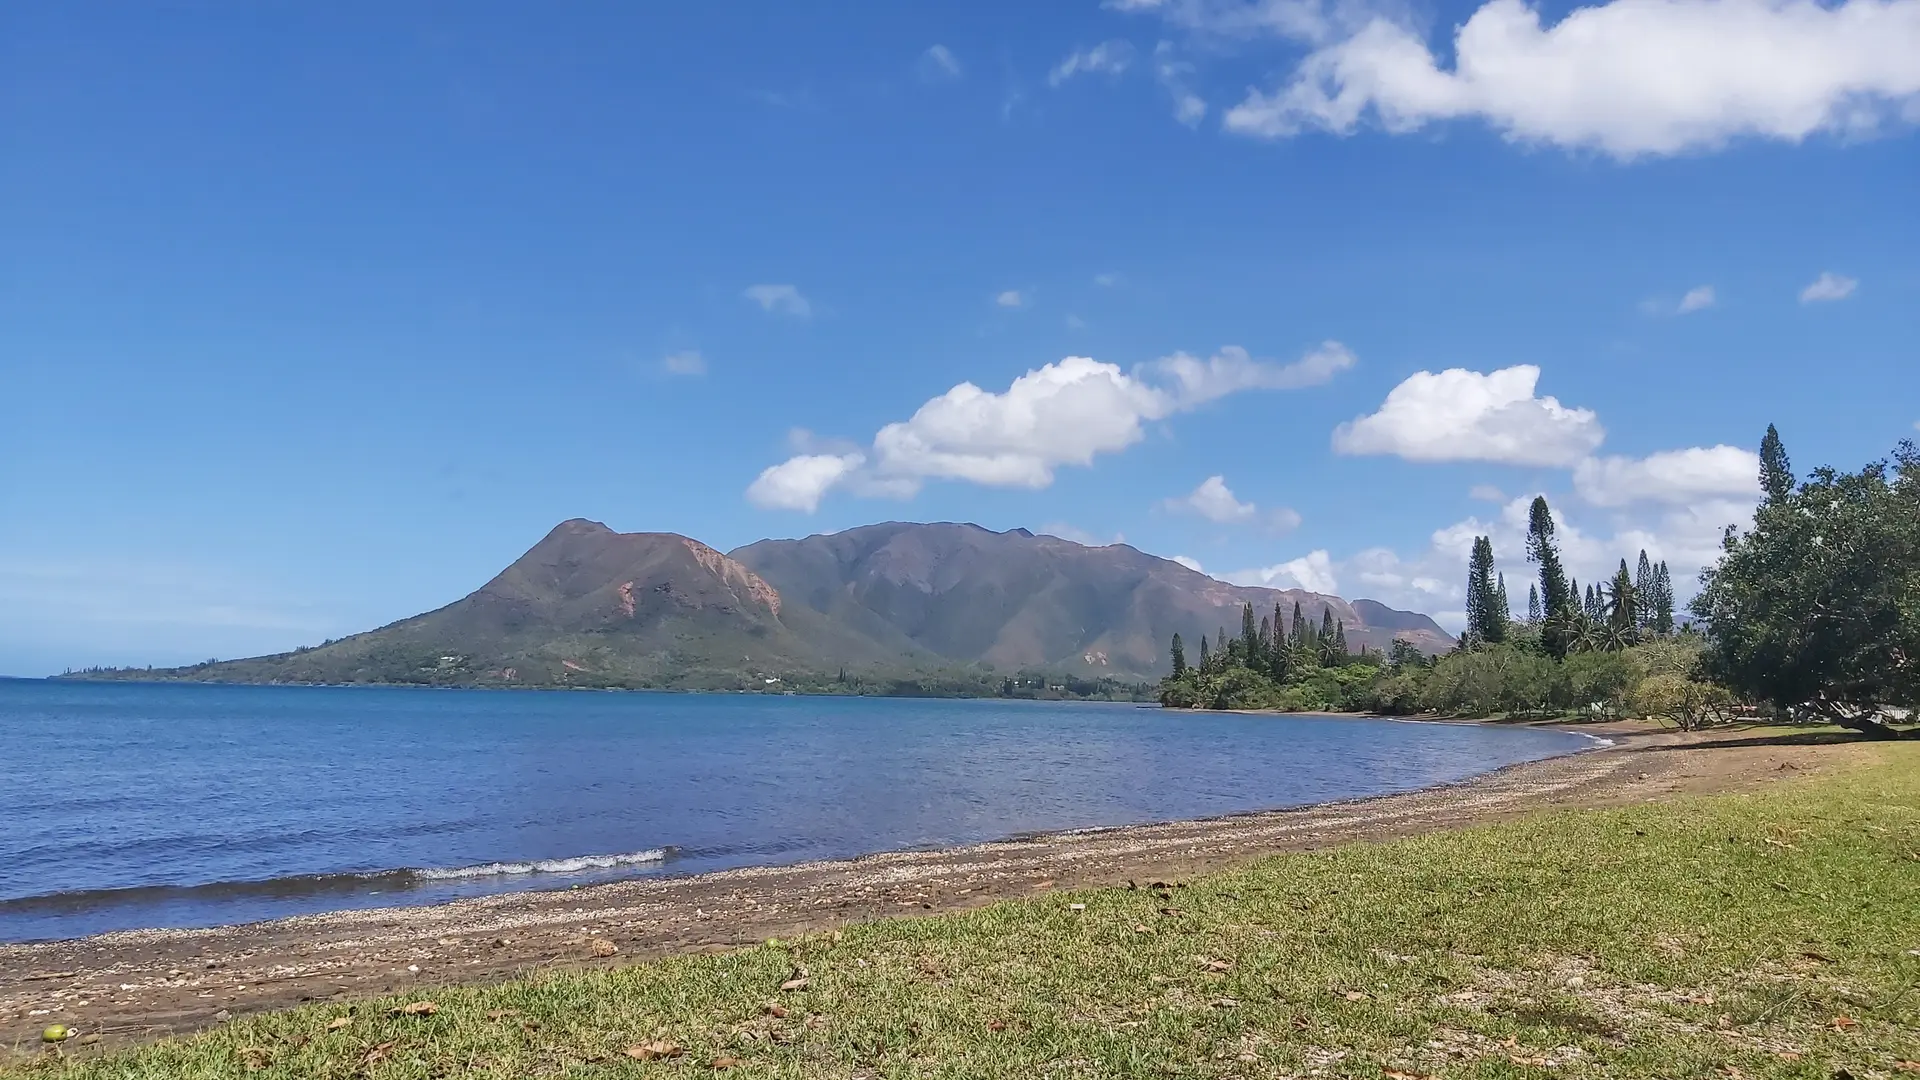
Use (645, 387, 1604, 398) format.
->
(0, 680, 1597, 941)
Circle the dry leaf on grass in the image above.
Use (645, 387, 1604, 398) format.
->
(326, 1017, 352, 1031)
(625, 1040, 684, 1061)
(779, 976, 810, 991)
(1831, 1015, 1859, 1030)
(391, 1001, 438, 1017)
(1891, 1061, 1920, 1072)
(1343, 991, 1369, 1001)
(1385, 1071, 1434, 1080)
(763, 1003, 788, 1018)
(359, 1041, 396, 1067)
(484, 1009, 517, 1021)
(1203, 959, 1232, 972)
(712, 1056, 743, 1069)
(237, 1047, 272, 1070)
(988, 1020, 1007, 1032)
(1210, 997, 1239, 1009)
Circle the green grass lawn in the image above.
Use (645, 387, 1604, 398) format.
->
(15, 744, 1920, 1079)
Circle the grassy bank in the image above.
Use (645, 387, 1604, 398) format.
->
(15, 744, 1920, 1079)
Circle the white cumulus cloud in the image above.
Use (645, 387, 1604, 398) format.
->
(1163, 475, 1303, 530)
(1800, 271, 1859, 302)
(1220, 0, 1920, 158)
(1050, 40, 1138, 86)
(1225, 550, 1340, 594)
(996, 289, 1025, 308)
(1573, 445, 1760, 506)
(1332, 365, 1605, 467)
(1170, 554, 1206, 572)
(1166, 475, 1256, 522)
(743, 283, 812, 318)
(747, 343, 1354, 511)
(745, 453, 864, 513)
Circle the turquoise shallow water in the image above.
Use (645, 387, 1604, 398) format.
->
(0, 679, 1595, 941)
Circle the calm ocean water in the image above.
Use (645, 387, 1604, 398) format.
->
(0, 679, 1596, 941)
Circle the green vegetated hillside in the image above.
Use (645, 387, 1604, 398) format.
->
(66, 520, 1452, 693)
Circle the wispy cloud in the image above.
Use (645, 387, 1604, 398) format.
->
(919, 44, 963, 81)
(1676, 285, 1716, 314)
(1153, 42, 1207, 126)
(661, 350, 706, 376)
(1049, 40, 1137, 86)
(1799, 271, 1858, 303)
(743, 284, 812, 318)
(996, 289, 1025, 308)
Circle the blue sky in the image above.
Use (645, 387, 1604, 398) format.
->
(3, 1, 1916, 674)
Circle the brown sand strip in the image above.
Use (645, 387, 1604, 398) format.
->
(0, 725, 1858, 1054)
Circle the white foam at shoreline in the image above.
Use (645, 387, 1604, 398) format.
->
(414, 849, 670, 881)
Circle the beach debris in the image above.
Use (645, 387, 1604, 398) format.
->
(23, 971, 78, 982)
(41, 1025, 73, 1043)
(712, 1055, 743, 1069)
(625, 1040, 683, 1060)
(589, 937, 620, 957)
(326, 1017, 353, 1031)
(214, 1010, 233, 1022)
(78, 1034, 100, 1046)
(392, 1001, 439, 1017)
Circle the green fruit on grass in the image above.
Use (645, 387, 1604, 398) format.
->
(42, 1025, 73, 1042)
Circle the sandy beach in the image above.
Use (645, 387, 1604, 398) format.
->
(1, 722, 1863, 1056)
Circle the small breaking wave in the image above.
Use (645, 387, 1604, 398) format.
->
(415, 849, 671, 880)
(0, 848, 676, 921)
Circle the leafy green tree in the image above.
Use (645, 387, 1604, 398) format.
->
(1170, 633, 1187, 677)
(1693, 436, 1919, 737)
(1759, 422, 1794, 504)
(1527, 497, 1572, 657)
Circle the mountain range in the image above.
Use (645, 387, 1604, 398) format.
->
(85, 520, 1452, 689)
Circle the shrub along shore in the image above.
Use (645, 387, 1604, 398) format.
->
(12, 737, 1918, 1078)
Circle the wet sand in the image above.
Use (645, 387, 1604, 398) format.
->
(1, 723, 1863, 1056)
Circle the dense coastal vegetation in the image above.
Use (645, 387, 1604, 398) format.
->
(1163, 427, 1919, 737)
